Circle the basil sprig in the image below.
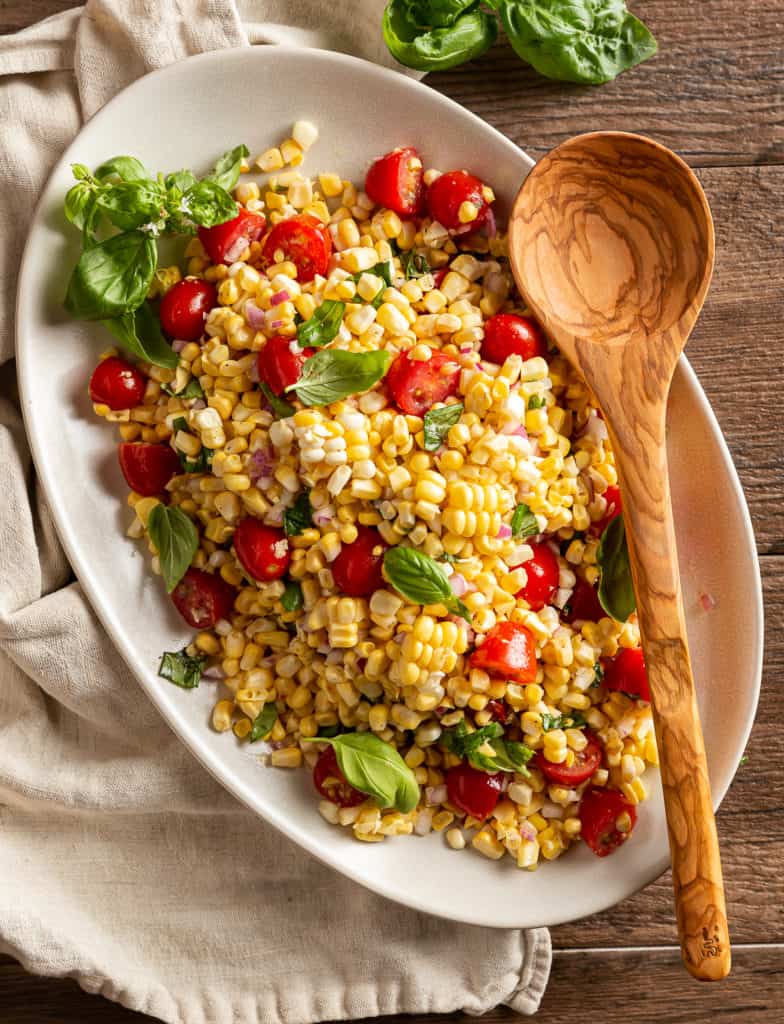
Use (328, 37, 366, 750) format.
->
(442, 720, 533, 775)
(147, 504, 199, 592)
(102, 302, 178, 369)
(158, 648, 206, 689)
(510, 502, 539, 538)
(250, 701, 278, 743)
(307, 733, 420, 812)
(283, 491, 312, 537)
(285, 349, 391, 407)
(423, 402, 463, 452)
(381, 0, 656, 85)
(383, 546, 470, 621)
(297, 300, 345, 348)
(597, 513, 636, 621)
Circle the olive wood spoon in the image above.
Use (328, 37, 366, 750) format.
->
(508, 131, 730, 980)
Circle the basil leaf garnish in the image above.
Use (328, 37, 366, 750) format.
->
(250, 701, 278, 743)
(383, 546, 470, 621)
(400, 250, 430, 279)
(423, 402, 463, 452)
(442, 720, 532, 774)
(541, 711, 587, 731)
(183, 179, 238, 228)
(64, 181, 96, 232)
(308, 733, 420, 812)
(286, 349, 391, 407)
(95, 180, 166, 232)
(280, 581, 303, 611)
(94, 155, 150, 183)
(158, 647, 206, 689)
(147, 504, 199, 593)
(162, 378, 204, 399)
(260, 381, 296, 419)
(283, 491, 312, 537)
(510, 502, 539, 538)
(317, 723, 341, 739)
(297, 300, 345, 349)
(165, 170, 198, 193)
(597, 513, 636, 621)
(527, 394, 546, 410)
(65, 230, 157, 320)
(207, 144, 249, 193)
(102, 302, 178, 369)
(382, 0, 498, 72)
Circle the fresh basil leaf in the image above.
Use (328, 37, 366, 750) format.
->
(183, 179, 238, 228)
(527, 394, 546, 410)
(260, 381, 296, 419)
(510, 503, 539, 538)
(162, 378, 204, 399)
(501, 0, 657, 85)
(423, 402, 463, 452)
(286, 349, 391, 407)
(402, 0, 480, 28)
(249, 701, 278, 742)
(71, 163, 91, 181)
(310, 733, 420, 812)
(96, 180, 166, 232)
(64, 182, 96, 232)
(102, 302, 178, 369)
(297, 300, 345, 349)
(442, 720, 532, 774)
(147, 504, 198, 593)
(165, 169, 198, 192)
(281, 580, 303, 612)
(400, 249, 430, 278)
(541, 711, 587, 731)
(592, 662, 604, 687)
(283, 492, 312, 537)
(158, 647, 206, 689)
(597, 513, 636, 621)
(351, 260, 394, 287)
(442, 720, 503, 758)
(383, 546, 469, 620)
(65, 230, 157, 320)
(383, 0, 498, 71)
(207, 144, 249, 192)
(172, 416, 188, 433)
(438, 552, 461, 564)
(317, 723, 342, 739)
(94, 155, 150, 183)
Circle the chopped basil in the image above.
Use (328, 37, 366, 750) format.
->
(438, 553, 462, 564)
(541, 711, 587, 731)
(511, 503, 539, 538)
(260, 381, 296, 419)
(162, 378, 204, 399)
(250, 701, 278, 743)
(297, 299, 345, 349)
(280, 580, 303, 611)
(527, 394, 546, 410)
(283, 491, 312, 537)
(423, 402, 464, 452)
(172, 416, 212, 473)
(147, 504, 198, 592)
(383, 546, 470, 621)
(592, 662, 604, 687)
(597, 514, 636, 621)
(442, 720, 532, 774)
(305, 732, 419, 812)
(158, 647, 206, 689)
(285, 349, 391, 407)
(400, 250, 430, 279)
(351, 260, 393, 286)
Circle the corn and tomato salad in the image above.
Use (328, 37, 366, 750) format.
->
(88, 126, 657, 869)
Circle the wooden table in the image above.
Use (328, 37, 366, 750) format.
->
(2, 2, 782, 1021)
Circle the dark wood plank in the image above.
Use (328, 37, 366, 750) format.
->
(0, 0, 73, 34)
(429, 1, 784, 168)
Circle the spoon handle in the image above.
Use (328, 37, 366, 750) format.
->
(610, 416, 731, 981)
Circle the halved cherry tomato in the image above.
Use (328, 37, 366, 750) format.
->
(446, 762, 504, 820)
(262, 213, 332, 283)
(89, 357, 145, 410)
(198, 208, 266, 265)
(432, 267, 448, 288)
(313, 746, 366, 807)
(365, 146, 424, 217)
(171, 567, 236, 629)
(118, 442, 181, 497)
(385, 349, 460, 417)
(514, 541, 559, 611)
(159, 278, 217, 341)
(257, 335, 314, 396)
(486, 700, 508, 724)
(579, 787, 637, 857)
(481, 313, 548, 365)
(427, 170, 491, 232)
(535, 730, 603, 786)
(562, 576, 605, 624)
(332, 527, 387, 597)
(470, 621, 537, 684)
(603, 647, 650, 702)
(592, 484, 622, 536)
(233, 519, 290, 581)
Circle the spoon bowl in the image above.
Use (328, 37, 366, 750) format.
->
(509, 132, 729, 981)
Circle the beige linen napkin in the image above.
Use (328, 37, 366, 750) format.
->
(0, 3, 551, 1021)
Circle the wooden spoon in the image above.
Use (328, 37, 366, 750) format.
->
(508, 131, 730, 980)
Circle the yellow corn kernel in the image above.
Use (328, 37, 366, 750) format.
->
(271, 746, 303, 768)
(212, 700, 234, 732)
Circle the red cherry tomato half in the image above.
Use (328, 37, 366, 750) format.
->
(486, 700, 508, 724)
(592, 484, 622, 536)
(118, 442, 181, 497)
(562, 576, 605, 624)
(159, 278, 217, 341)
(470, 621, 537, 684)
(427, 170, 490, 232)
(432, 267, 448, 288)
(514, 541, 560, 612)
(535, 730, 603, 786)
(171, 567, 236, 629)
(603, 647, 651, 703)
(233, 519, 290, 582)
(481, 313, 548, 365)
(89, 357, 145, 410)
(198, 208, 267, 265)
(262, 213, 332, 283)
(385, 349, 460, 417)
(313, 746, 366, 807)
(332, 527, 387, 598)
(579, 787, 637, 857)
(257, 335, 314, 396)
(365, 146, 424, 217)
(446, 762, 504, 820)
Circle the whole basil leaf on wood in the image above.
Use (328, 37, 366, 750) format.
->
(501, 0, 657, 85)
(402, 0, 479, 29)
(309, 733, 420, 812)
(597, 512, 636, 620)
(64, 230, 157, 320)
(383, 546, 470, 620)
(286, 349, 391, 407)
(147, 504, 199, 593)
(102, 301, 178, 369)
(383, 0, 497, 72)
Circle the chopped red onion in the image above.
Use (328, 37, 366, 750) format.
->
(313, 506, 336, 527)
(450, 573, 468, 597)
(245, 301, 266, 330)
(459, 344, 474, 354)
(171, 338, 186, 353)
(248, 447, 274, 482)
(271, 290, 290, 307)
(224, 235, 250, 264)
(700, 591, 717, 611)
(496, 524, 512, 540)
(414, 811, 434, 835)
(269, 318, 284, 330)
(201, 665, 225, 680)
(425, 785, 447, 806)
(513, 424, 528, 438)
(519, 821, 538, 841)
(191, 398, 206, 410)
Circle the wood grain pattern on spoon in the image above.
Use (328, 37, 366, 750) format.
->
(509, 132, 730, 981)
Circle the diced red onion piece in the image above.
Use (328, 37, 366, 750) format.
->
(245, 301, 266, 330)
(450, 573, 468, 597)
(271, 290, 290, 307)
(224, 234, 250, 264)
(519, 821, 538, 841)
(425, 785, 447, 806)
(171, 338, 186, 353)
(496, 524, 513, 540)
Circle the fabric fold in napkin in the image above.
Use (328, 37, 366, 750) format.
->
(0, 2, 551, 1021)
